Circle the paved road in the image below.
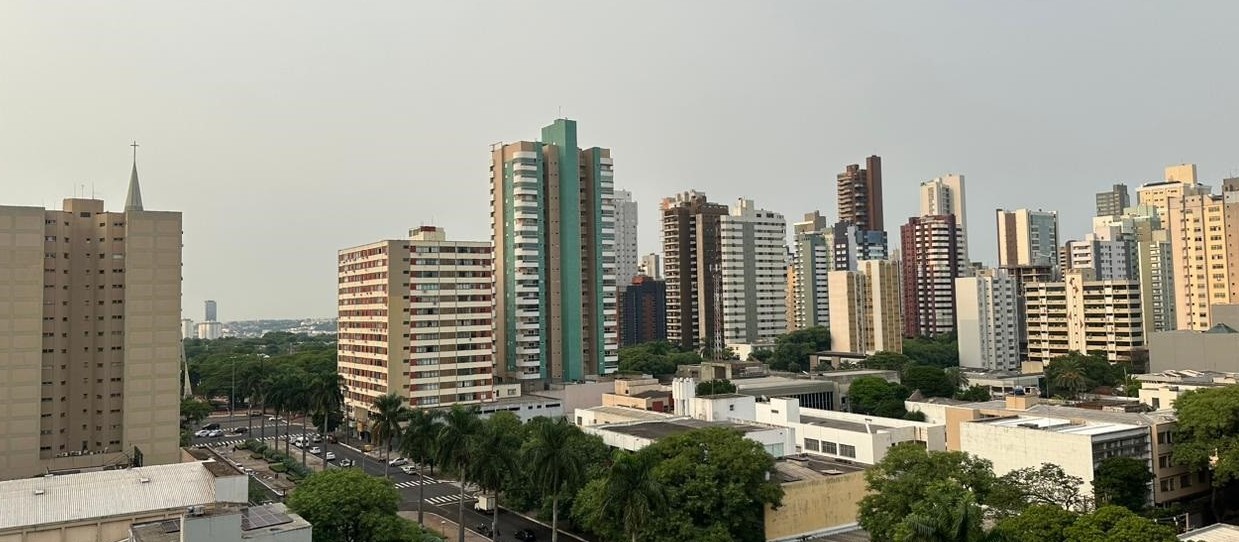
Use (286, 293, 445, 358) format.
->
(192, 413, 579, 542)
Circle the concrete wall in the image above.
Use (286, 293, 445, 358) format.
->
(0, 206, 45, 479)
(1149, 330, 1239, 373)
(960, 421, 1097, 496)
(764, 471, 867, 542)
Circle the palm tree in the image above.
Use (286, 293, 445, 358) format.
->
(371, 393, 408, 478)
(526, 417, 586, 542)
(1051, 357, 1087, 399)
(470, 415, 520, 539)
(896, 486, 984, 542)
(400, 408, 443, 526)
(309, 372, 344, 469)
(600, 450, 665, 542)
(436, 406, 481, 542)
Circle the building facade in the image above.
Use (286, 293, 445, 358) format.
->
(837, 155, 884, 232)
(337, 227, 495, 422)
(1095, 183, 1130, 218)
(996, 208, 1060, 269)
(662, 190, 728, 351)
(920, 174, 968, 262)
(720, 199, 787, 345)
(639, 253, 662, 280)
(0, 160, 182, 480)
(1025, 269, 1144, 364)
(955, 268, 1020, 371)
(900, 214, 965, 337)
(203, 300, 217, 322)
(828, 260, 903, 355)
(790, 212, 831, 330)
(832, 221, 888, 271)
(618, 275, 667, 347)
(1166, 181, 1239, 331)
(490, 119, 619, 383)
(612, 189, 640, 284)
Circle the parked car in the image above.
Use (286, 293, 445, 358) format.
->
(193, 429, 210, 438)
(324, 451, 336, 460)
(475, 524, 494, 537)
(250, 411, 264, 417)
(233, 427, 248, 434)
(400, 465, 417, 475)
(388, 457, 408, 467)
(515, 529, 536, 541)
(338, 458, 354, 467)
(309, 447, 322, 455)
(312, 434, 323, 443)
(202, 423, 220, 431)
(207, 430, 224, 438)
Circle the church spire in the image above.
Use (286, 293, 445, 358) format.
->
(125, 141, 144, 212)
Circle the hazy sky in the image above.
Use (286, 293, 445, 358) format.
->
(4, 2, 1238, 320)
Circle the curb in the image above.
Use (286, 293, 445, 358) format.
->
(500, 507, 590, 542)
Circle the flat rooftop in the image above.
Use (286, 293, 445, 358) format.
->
(580, 406, 675, 422)
(800, 414, 896, 433)
(774, 455, 864, 483)
(732, 376, 836, 394)
(130, 503, 310, 542)
(0, 462, 226, 531)
(975, 415, 1143, 436)
(603, 419, 770, 441)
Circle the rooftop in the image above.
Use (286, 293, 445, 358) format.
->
(968, 399, 1177, 426)
(0, 462, 230, 531)
(130, 503, 311, 542)
(1178, 523, 1239, 542)
(774, 455, 864, 483)
(630, 389, 671, 399)
(580, 405, 675, 422)
(603, 419, 770, 441)
(974, 415, 1144, 436)
(800, 414, 895, 433)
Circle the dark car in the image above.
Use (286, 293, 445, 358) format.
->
(233, 427, 248, 434)
(475, 523, 494, 537)
(515, 529, 536, 541)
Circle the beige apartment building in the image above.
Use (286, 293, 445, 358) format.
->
(1135, 164, 1209, 229)
(1165, 180, 1239, 330)
(1024, 269, 1143, 365)
(0, 161, 182, 480)
(337, 227, 494, 430)
(828, 259, 902, 354)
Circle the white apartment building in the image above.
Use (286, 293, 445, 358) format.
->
(720, 198, 788, 344)
(955, 268, 1020, 371)
(1065, 235, 1135, 281)
(791, 212, 831, 330)
(1025, 269, 1143, 364)
(613, 189, 640, 284)
(829, 260, 903, 354)
(639, 253, 662, 280)
(338, 226, 494, 426)
(920, 174, 968, 262)
(996, 208, 1059, 269)
(196, 321, 223, 340)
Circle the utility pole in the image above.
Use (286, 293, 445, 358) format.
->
(230, 358, 236, 417)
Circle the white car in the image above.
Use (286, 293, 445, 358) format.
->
(388, 457, 408, 467)
(207, 430, 224, 438)
(194, 429, 210, 438)
(400, 465, 417, 475)
(324, 451, 336, 460)
(309, 447, 322, 455)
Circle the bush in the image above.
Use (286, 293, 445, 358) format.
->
(242, 439, 259, 450)
(250, 453, 265, 460)
(252, 443, 268, 454)
(270, 463, 288, 473)
(263, 449, 278, 461)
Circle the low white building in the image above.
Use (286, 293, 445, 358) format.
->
(129, 503, 311, 542)
(1135, 370, 1239, 410)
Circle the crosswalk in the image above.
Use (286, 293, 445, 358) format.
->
(424, 494, 476, 507)
(193, 436, 275, 449)
(394, 478, 442, 489)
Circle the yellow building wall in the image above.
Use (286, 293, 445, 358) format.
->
(764, 471, 867, 540)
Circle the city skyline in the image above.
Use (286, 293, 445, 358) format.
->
(5, 2, 1239, 319)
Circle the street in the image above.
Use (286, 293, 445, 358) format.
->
(193, 413, 579, 542)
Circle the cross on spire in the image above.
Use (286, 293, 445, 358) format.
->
(131, 140, 139, 162)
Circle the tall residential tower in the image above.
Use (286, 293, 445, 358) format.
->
(613, 189, 640, 284)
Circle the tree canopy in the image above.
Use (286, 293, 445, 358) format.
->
(858, 444, 997, 542)
(862, 351, 913, 372)
(768, 326, 831, 372)
(696, 379, 737, 396)
(617, 341, 702, 376)
(1092, 457, 1152, 512)
(287, 468, 438, 542)
(902, 364, 957, 398)
(988, 463, 1093, 517)
(1044, 352, 1124, 398)
(847, 377, 911, 418)
(902, 333, 960, 368)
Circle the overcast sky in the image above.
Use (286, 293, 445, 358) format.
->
(3, 2, 1238, 320)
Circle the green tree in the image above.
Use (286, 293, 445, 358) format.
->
(436, 405, 481, 542)
(696, 379, 737, 396)
(858, 444, 996, 542)
(470, 412, 521, 540)
(1063, 505, 1176, 542)
(903, 364, 956, 398)
(1092, 457, 1152, 511)
(848, 377, 911, 417)
(749, 348, 774, 362)
(576, 450, 667, 542)
(891, 479, 984, 542)
(864, 350, 914, 372)
(526, 417, 587, 542)
(309, 372, 344, 467)
(286, 468, 401, 542)
(955, 385, 991, 402)
(371, 393, 408, 478)
(988, 463, 1092, 517)
(400, 408, 443, 526)
(180, 397, 213, 428)
(1048, 356, 1088, 398)
(991, 504, 1078, 542)
(902, 333, 960, 368)
(1173, 385, 1239, 520)
(617, 341, 701, 376)
(768, 326, 831, 371)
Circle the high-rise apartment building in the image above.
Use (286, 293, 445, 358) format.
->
(720, 199, 787, 345)
(996, 209, 1060, 269)
(1000, 264, 1055, 360)
(195, 321, 222, 340)
(204, 300, 217, 322)
(338, 227, 494, 421)
(180, 318, 194, 340)
(837, 156, 884, 232)
(613, 189, 640, 283)
(1165, 163, 1198, 183)
(1025, 269, 1143, 365)
(832, 221, 889, 271)
(490, 119, 618, 383)
(901, 214, 966, 338)
(1095, 184, 1130, 218)
(955, 268, 1020, 371)
(828, 260, 902, 355)
(1094, 206, 1175, 334)
(639, 253, 662, 280)
(662, 190, 728, 351)
(1166, 181, 1239, 331)
(1136, 165, 1210, 228)
(920, 174, 968, 262)
(619, 275, 666, 347)
(790, 212, 831, 330)
(0, 157, 182, 479)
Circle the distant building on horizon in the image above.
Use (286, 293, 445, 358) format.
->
(901, 214, 966, 338)
(204, 300, 217, 322)
(639, 253, 662, 280)
(996, 208, 1059, 270)
(619, 275, 666, 347)
(490, 119, 618, 385)
(1095, 183, 1130, 218)
(829, 260, 902, 355)
(662, 190, 728, 351)
(955, 268, 1020, 371)
(0, 152, 182, 480)
(720, 198, 787, 345)
(837, 155, 884, 233)
(790, 211, 831, 331)
(613, 189, 640, 284)
(920, 174, 968, 263)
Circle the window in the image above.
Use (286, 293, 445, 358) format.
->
(1180, 474, 1192, 488)
(839, 444, 857, 458)
(823, 441, 838, 455)
(804, 438, 820, 452)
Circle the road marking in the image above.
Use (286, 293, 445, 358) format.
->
(424, 494, 476, 506)
(394, 478, 441, 489)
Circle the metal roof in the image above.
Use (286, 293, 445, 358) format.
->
(0, 462, 219, 531)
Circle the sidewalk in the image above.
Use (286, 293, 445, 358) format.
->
(398, 511, 490, 542)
